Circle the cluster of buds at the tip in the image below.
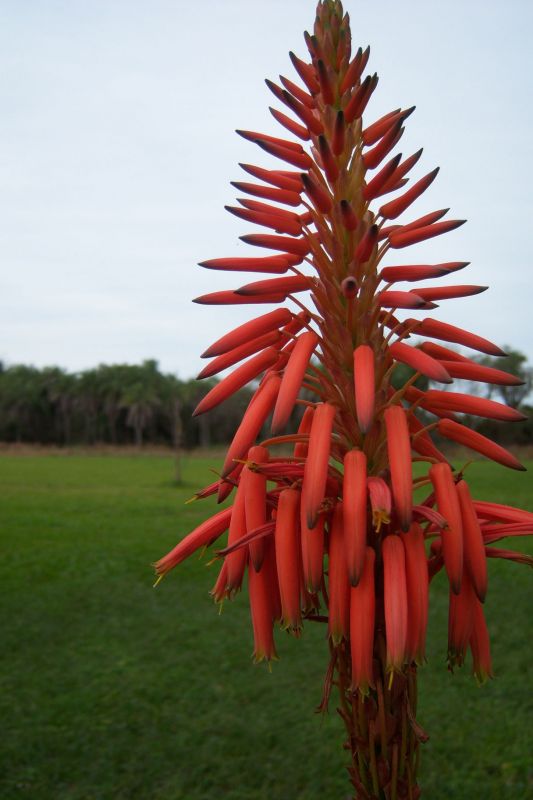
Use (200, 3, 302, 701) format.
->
(156, 0, 531, 697)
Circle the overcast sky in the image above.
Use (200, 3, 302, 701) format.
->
(2, 0, 532, 380)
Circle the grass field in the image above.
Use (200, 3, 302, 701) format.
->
(1, 453, 532, 800)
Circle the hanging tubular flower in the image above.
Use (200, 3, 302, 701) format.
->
(242, 445, 270, 572)
(384, 405, 413, 531)
(328, 503, 350, 645)
(402, 523, 429, 664)
(275, 487, 303, 634)
(154, 3, 531, 797)
(429, 462, 464, 594)
(343, 449, 368, 585)
(303, 402, 336, 529)
(382, 535, 408, 675)
(350, 547, 376, 694)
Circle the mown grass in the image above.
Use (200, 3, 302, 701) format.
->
(1, 453, 532, 800)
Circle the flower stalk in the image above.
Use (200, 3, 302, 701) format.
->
(154, 2, 531, 796)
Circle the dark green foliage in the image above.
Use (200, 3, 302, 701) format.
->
(0, 361, 253, 448)
(1, 455, 531, 800)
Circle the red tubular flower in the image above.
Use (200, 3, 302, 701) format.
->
(197, 330, 283, 379)
(238, 162, 303, 189)
(379, 290, 431, 309)
(353, 344, 375, 433)
(274, 488, 303, 633)
(379, 262, 466, 283)
(343, 449, 368, 586)
(210, 560, 230, 605)
(448, 569, 476, 669)
(382, 535, 408, 674)
(379, 167, 439, 218)
(429, 463, 463, 594)
(225, 483, 248, 595)
(248, 548, 278, 664)
(402, 523, 429, 664)
(408, 413, 448, 463)
(339, 199, 358, 231)
(236, 275, 311, 298)
(332, 110, 346, 156)
(469, 599, 493, 684)
(155, 4, 532, 796)
(406, 317, 506, 357)
(354, 223, 378, 262)
(243, 445, 270, 572)
(456, 480, 488, 602)
(226, 204, 303, 236)
(202, 308, 293, 359)
(350, 547, 376, 694)
(154, 506, 233, 577)
(192, 348, 280, 417)
(271, 331, 319, 433)
(193, 290, 286, 306)
(389, 341, 452, 383)
(384, 405, 412, 531)
(303, 402, 336, 529)
(293, 405, 314, 459)
(340, 45, 370, 94)
(199, 255, 298, 273)
(438, 419, 524, 472)
(388, 218, 465, 248)
(362, 107, 402, 146)
(301, 512, 324, 594)
(422, 390, 526, 422)
(221, 373, 280, 478)
(328, 503, 350, 645)
(301, 171, 332, 212)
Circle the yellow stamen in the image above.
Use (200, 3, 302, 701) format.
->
(373, 509, 391, 532)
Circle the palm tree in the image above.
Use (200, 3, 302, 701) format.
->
(120, 360, 161, 447)
(42, 367, 77, 444)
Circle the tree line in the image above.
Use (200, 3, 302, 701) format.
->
(0, 350, 531, 448)
(0, 359, 254, 448)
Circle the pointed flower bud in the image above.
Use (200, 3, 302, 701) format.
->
(353, 344, 375, 433)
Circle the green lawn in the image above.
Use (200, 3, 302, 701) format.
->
(1, 453, 532, 800)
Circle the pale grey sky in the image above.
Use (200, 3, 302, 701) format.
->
(1, 0, 532, 379)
